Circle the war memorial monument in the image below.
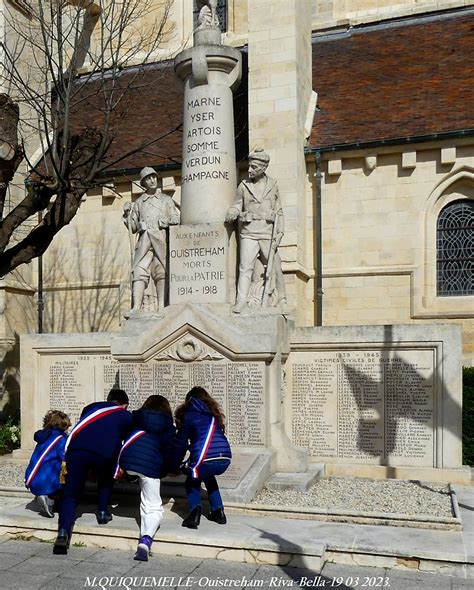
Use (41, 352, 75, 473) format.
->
(18, 3, 469, 497)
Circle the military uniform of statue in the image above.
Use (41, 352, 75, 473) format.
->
(123, 167, 180, 316)
(225, 149, 287, 313)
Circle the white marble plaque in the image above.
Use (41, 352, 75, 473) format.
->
(215, 453, 258, 488)
(289, 349, 435, 467)
(169, 223, 227, 304)
(164, 453, 259, 490)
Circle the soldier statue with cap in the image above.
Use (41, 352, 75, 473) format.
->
(225, 149, 287, 313)
(123, 166, 180, 317)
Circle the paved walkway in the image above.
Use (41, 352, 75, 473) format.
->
(0, 485, 472, 589)
(0, 537, 471, 590)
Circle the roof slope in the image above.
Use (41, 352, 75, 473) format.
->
(70, 56, 248, 174)
(309, 11, 474, 149)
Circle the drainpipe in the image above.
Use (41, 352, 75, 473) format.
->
(37, 211, 43, 334)
(315, 150, 323, 326)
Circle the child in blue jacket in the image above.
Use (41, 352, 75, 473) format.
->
(25, 410, 71, 518)
(117, 395, 175, 562)
(172, 387, 232, 529)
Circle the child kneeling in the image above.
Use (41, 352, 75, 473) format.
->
(117, 395, 175, 561)
(172, 387, 232, 529)
(25, 410, 71, 517)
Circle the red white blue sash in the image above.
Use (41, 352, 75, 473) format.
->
(114, 430, 146, 479)
(25, 434, 64, 489)
(191, 417, 216, 479)
(64, 405, 125, 455)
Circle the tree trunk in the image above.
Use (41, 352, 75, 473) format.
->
(0, 95, 22, 220)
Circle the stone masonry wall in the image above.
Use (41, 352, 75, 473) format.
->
(315, 141, 474, 365)
(247, 0, 313, 323)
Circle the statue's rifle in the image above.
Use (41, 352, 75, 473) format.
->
(261, 215, 277, 307)
(125, 203, 135, 294)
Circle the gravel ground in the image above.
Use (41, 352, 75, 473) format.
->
(0, 463, 454, 518)
(0, 463, 25, 489)
(252, 478, 454, 518)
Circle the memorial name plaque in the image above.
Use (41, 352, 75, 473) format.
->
(44, 354, 120, 425)
(169, 223, 227, 304)
(119, 359, 265, 447)
(289, 349, 435, 467)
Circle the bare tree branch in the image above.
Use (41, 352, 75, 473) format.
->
(0, 0, 178, 276)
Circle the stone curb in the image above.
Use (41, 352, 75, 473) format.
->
(450, 483, 462, 520)
(226, 502, 461, 530)
(0, 495, 471, 577)
(0, 487, 461, 530)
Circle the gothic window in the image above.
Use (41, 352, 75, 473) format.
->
(436, 200, 474, 296)
(193, 0, 227, 32)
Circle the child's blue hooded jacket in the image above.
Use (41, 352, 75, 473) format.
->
(25, 428, 67, 495)
(119, 409, 175, 479)
(171, 397, 231, 477)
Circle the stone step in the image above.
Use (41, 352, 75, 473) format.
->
(265, 465, 325, 492)
(0, 492, 471, 577)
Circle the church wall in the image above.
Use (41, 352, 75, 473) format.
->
(39, 188, 130, 334)
(71, 1, 471, 65)
(314, 140, 474, 365)
(247, 0, 314, 325)
(312, 0, 469, 29)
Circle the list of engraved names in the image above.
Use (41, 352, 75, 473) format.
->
(119, 360, 265, 447)
(46, 355, 265, 447)
(290, 349, 435, 466)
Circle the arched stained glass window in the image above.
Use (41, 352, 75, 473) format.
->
(437, 200, 474, 296)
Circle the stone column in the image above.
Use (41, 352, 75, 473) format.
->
(174, 38, 241, 224)
(171, 23, 242, 306)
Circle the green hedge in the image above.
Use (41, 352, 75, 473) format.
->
(463, 366, 474, 466)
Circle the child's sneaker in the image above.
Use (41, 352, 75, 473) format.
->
(134, 535, 153, 561)
(36, 495, 54, 518)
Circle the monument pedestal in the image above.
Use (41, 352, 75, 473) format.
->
(112, 303, 308, 474)
(20, 311, 468, 487)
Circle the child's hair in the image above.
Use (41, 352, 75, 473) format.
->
(107, 388, 129, 405)
(43, 410, 71, 432)
(175, 386, 226, 432)
(141, 395, 172, 416)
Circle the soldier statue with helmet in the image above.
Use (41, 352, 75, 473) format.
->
(123, 167, 180, 317)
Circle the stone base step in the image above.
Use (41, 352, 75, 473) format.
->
(0, 493, 471, 577)
(265, 465, 325, 492)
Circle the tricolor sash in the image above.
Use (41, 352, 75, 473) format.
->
(64, 404, 125, 455)
(113, 430, 146, 479)
(191, 417, 216, 479)
(25, 434, 64, 489)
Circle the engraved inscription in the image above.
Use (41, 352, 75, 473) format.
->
(47, 356, 95, 424)
(169, 224, 227, 304)
(119, 359, 265, 447)
(290, 349, 435, 467)
(182, 96, 227, 182)
(44, 353, 265, 448)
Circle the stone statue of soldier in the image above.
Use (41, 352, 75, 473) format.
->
(225, 149, 287, 313)
(123, 167, 180, 317)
